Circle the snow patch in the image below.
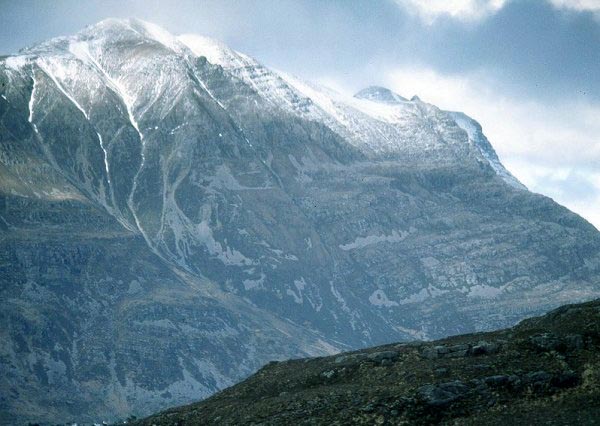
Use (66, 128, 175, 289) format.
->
(196, 220, 255, 266)
(243, 273, 265, 291)
(134, 19, 182, 52)
(28, 73, 37, 125)
(287, 277, 307, 304)
(399, 288, 429, 305)
(449, 111, 525, 190)
(97, 132, 110, 182)
(178, 34, 236, 66)
(421, 256, 440, 268)
(369, 289, 399, 307)
(4, 56, 28, 71)
(467, 284, 503, 299)
(69, 41, 143, 147)
(393, 325, 428, 341)
(37, 59, 89, 119)
(68, 41, 149, 239)
(340, 229, 409, 250)
(398, 284, 450, 305)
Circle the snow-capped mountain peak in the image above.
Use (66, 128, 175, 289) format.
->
(2, 18, 525, 187)
(354, 86, 408, 104)
(81, 18, 183, 51)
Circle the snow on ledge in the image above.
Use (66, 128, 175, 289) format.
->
(340, 229, 409, 251)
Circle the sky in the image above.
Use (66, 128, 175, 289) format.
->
(1, 0, 599, 229)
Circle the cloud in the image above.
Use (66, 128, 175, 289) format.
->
(548, 0, 600, 13)
(394, 0, 508, 22)
(384, 66, 600, 229)
(510, 163, 600, 230)
(395, 0, 600, 22)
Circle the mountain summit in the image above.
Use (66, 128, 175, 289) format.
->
(354, 85, 408, 104)
(1, 19, 599, 424)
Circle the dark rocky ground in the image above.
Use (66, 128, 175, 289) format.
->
(134, 299, 600, 425)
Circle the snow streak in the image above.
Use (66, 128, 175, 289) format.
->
(69, 41, 149, 240)
(97, 132, 110, 183)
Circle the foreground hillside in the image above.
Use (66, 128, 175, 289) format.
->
(136, 299, 600, 425)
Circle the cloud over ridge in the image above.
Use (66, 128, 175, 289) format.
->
(395, 0, 600, 22)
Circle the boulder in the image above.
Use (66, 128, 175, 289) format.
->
(418, 381, 470, 407)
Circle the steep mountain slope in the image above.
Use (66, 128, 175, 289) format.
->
(0, 197, 337, 424)
(0, 18, 599, 424)
(135, 298, 600, 426)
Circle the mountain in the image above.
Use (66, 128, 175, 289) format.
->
(0, 18, 599, 424)
(134, 298, 600, 425)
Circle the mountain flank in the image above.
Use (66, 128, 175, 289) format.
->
(1, 18, 599, 423)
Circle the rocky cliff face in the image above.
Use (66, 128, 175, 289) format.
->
(0, 18, 599, 424)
